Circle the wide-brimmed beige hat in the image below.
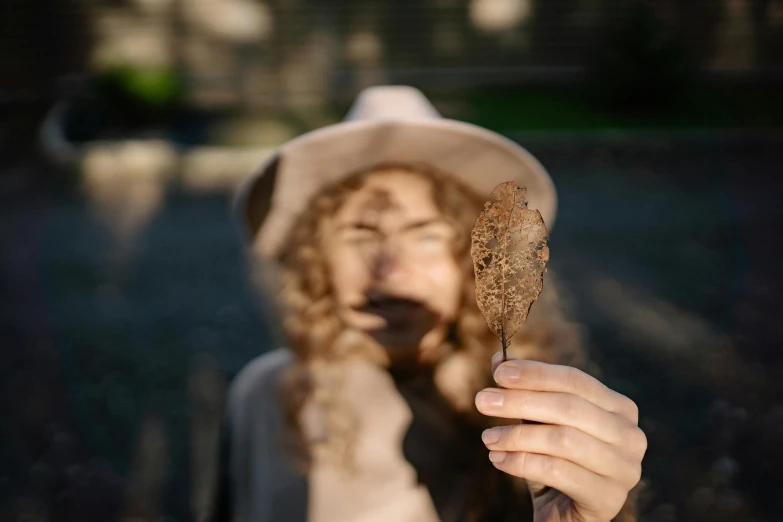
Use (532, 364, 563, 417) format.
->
(234, 85, 557, 258)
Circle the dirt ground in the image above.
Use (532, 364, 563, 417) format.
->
(1, 136, 782, 521)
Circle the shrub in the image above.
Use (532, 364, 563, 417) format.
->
(587, 1, 691, 112)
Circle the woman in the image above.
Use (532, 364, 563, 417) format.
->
(212, 86, 646, 522)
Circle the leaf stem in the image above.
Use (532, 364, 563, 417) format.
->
(499, 191, 516, 363)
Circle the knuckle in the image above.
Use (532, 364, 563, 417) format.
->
(560, 394, 579, 419)
(552, 426, 575, 452)
(623, 397, 640, 422)
(607, 484, 630, 512)
(614, 420, 635, 444)
(541, 455, 563, 479)
(565, 366, 587, 392)
(515, 450, 530, 474)
(634, 427, 649, 455)
(624, 425, 648, 455)
(628, 462, 643, 486)
(512, 425, 529, 448)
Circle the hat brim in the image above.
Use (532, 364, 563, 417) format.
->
(234, 118, 557, 258)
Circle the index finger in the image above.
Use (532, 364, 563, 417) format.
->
(490, 352, 639, 424)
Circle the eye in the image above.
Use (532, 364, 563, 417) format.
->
(419, 231, 445, 242)
(343, 229, 379, 245)
(413, 226, 452, 246)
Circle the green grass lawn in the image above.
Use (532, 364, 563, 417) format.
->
(297, 82, 783, 137)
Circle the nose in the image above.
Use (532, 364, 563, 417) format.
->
(371, 248, 399, 281)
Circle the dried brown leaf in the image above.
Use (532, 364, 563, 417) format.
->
(471, 182, 550, 359)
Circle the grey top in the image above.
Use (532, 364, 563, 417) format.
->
(209, 349, 537, 522)
(213, 348, 308, 522)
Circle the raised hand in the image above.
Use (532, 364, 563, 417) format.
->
(475, 352, 646, 522)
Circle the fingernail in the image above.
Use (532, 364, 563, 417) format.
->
(489, 451, 507, 463)
(482, 428, 502, 444)
(476, 390, 504, 409)
(495, 364, 520, 382)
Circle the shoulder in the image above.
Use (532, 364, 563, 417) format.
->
(226, 348, 293, 419)
(220, 349, 306, 521)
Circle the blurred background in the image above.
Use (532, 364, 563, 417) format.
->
(1, 0, 782, 520)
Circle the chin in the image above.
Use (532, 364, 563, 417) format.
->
(370, 330, 424, 351)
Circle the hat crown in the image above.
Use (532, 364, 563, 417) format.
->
(344, 86, 441, 122)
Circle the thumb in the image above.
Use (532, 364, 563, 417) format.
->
(490, 350, 521, 380)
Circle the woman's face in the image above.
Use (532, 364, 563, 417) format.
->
(324, 169, 463, 362)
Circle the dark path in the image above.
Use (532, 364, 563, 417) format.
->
(1, 136, 782, 521)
